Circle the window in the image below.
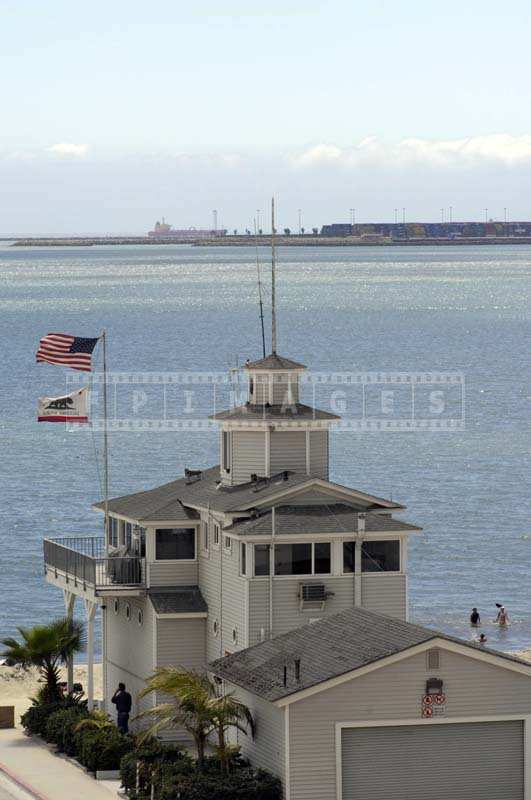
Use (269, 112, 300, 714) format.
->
(113, 599, 119, 615)
(222, 431, 230, 472)
(232, 627, 238, 645)
(362, 540, 400, 572)
(254, 544, 270, 576)
(249, 377, 254, 396)
(240, 542, 247, 575)
(108, 517, 119, 548)
(136, 527, 146, 557)
(314, 542, 331, 574)
(155, 528, 196, 560)
(253, 542, 331, 576)
(343, 541, 356, 573)
(275, 543, 312, 576)
(213, 619, 219, 637)
(213, 524, 220, 547)
(124, 522, 133, 551)
(224, 535, 232, 553)
(202, 522, 209, 551)
(137, 609, 143, 627)
(125, 603, 131, 620)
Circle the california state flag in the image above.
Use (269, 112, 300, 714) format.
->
(38, 388, 89, 423)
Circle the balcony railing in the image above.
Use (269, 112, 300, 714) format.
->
(43, 536, 145, 592)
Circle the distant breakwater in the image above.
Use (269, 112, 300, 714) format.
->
(9, 235, 531, 247)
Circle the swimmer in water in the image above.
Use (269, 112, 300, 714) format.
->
(478, 633, 487, 645)
(495, 603, 509, 626)
(470, 607, 480, 627)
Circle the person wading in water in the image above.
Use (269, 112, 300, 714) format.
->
(470, 607, 481, 627)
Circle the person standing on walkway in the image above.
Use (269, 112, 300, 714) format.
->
(470, 608, 481, 626)
(111, 682, 132, 733)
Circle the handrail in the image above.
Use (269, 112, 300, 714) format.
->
(43, 538, 144, 588)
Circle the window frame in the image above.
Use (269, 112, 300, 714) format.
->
(223, 535, 232, 554)
(240, 542, 247, 576)
(361, 539, 401, 573)
(155, 527, 197, 562)
(253, 541, 332, 577)
(213, 523, 220, 548)
(201, 521, 209, 553)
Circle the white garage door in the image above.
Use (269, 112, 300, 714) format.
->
(341, 720, 524, 800)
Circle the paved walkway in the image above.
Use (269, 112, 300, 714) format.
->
(0, 728, 120, 800)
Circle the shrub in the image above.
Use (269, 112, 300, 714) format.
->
(21, 690, 87, 737)
(120, 739, 193, 797)
(76, 726, 134, 774)
(153, 765, 282, 800)
(45, 707, 89, 755)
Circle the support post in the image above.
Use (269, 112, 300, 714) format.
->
(63, 590, 75, 692)
(84, 599, 97, 711)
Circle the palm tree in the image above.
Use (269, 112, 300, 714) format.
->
(136, 667, 254, 771)
(136, 668, 215, 767)
(74, 709, 114, 733)
(209, 690, 255, 773)
(1, 618, 85, 702)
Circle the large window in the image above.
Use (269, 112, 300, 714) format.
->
(254, 542, 331, 577)
(124, 522, 133, 550)
(155, 528, 196, 560)
(222, 431, 230, 472)
(362, 540, 400, 572)
(108, 517, 119, 548)
(254, 544, 270, 576)
(343, 541, 356, 573)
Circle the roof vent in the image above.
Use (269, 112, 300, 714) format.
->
(185, 468, 202, 484)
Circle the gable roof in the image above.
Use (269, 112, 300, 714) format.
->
(245, 354, 307, 371)
(93, 467, 404, 521)
(210, 402, 339, 423)
(227, 504, 421, 536)
(210, 606, 531, 704)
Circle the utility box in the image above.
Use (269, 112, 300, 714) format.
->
(0, 706, 15, 729)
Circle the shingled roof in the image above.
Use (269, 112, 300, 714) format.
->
(228, 505, 422, 536)
(210, 402, 339, 423)
(93, 467, 404, 521)
(244, 354, 307, 371)
(211, 606, 531, 703)
(148, 586, 207, 615)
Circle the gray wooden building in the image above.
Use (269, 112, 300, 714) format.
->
(42, 351, 531, 798)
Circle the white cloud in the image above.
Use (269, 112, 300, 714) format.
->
(47, 142, 89, 157)
(292, 134, 531, 169)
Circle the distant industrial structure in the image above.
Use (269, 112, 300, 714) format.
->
(320, 221, 531, 240)
(148, 218, 227, 239)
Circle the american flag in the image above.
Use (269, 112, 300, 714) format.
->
(36, 333, 99, 372)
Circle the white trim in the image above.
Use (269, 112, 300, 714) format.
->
(335, 715, 531, 800)
(275, 637, 531, 707)
(305, 430, 311, 475)
(284, 705, 291, 800)
(154, 612, 208, 619)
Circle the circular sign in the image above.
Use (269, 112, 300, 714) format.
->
(434, 693, 446, 705)
(422, 707, 433, 718)
(423, 694, 434, 705)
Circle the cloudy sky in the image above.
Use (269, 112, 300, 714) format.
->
(2, 0, 531, 234)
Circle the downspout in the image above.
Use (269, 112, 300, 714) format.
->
(269, 506, 275, 639)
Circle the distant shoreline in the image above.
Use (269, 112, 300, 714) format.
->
(5, 235, 531, 248)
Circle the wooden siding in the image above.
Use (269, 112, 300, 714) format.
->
(103, 599, 155, 727)
(362, 574, 407, 620)
(270, 431, 307, 475)
(148, 561, 198, 587)
(288, 649, 531, 800)
(228, 683, 285, 780)
(156, 618, 206, 669)
(248, 577, 356, 644)
(198, 522, 248, 662)
(231, 431, 266, 485)
(309, 430, 328, 479)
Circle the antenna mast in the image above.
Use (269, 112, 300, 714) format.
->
(254, 218, 267, 358)
(271, 196, 277, 354)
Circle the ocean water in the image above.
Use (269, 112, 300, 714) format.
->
(0, 243, 529, 656)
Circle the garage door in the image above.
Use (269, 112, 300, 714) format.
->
(341, 720, 524, 800)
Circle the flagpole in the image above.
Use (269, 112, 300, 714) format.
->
(101, 329, 109, 541)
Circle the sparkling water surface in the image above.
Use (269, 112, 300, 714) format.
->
(0, 243, 529, 656)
